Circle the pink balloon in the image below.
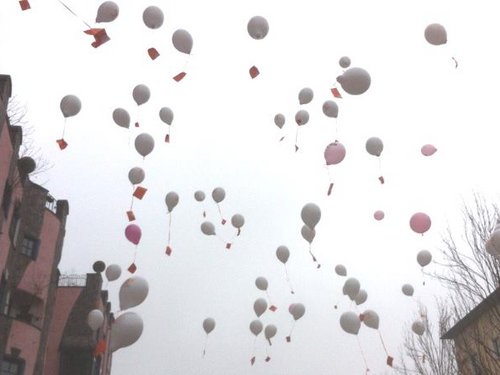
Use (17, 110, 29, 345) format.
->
(421, 144, 437, 156)
(374, 210, 384, 221)
(409, 213, 431, 234)
(125, 224, 142, 245)
(324, 141, 346, 165)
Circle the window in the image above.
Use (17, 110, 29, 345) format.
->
(469, 353, 482, 375)
(0, 357, 24, 375)
(20, 236, 39, 259)
(2, 182, 13, 218)
(0, 273, 7, 314)
(494, 337, 500, 359)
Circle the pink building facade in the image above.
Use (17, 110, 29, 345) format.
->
(0, 74, 113, 375)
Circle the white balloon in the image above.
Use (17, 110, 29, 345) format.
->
(113, 108, 130, 129)
(194, 190, 205, 202)
(339, 56, 351, 68)
(247, 16, 269, 40)
(143, 6, 164, 29)
(128, 167, 145, 185)
(417, 250, 432, 267)
(301, 225, 315, 244)
(105, 264, 121, 282)
(249, 320, 263, 336)
(231, 214, 245, 228)
(87, 309, 104, 331)
(134, 133, 155, 157)
(335, 264, 347, 276)
(212, 187, 225, 203)
(424, 23, 447, 46)
(60, 95, 81, 118)
(274, 114, 285, 129)
(343, 278, 360, 300)
(336, 67, 371, 95)
(487, 229, 500, 256)
(119, 276, 149, 310)
(340, 311, 360, 335)
(201, 221, 216, 236)
(165, 191, 179, 212)
(276, 245, 290, 264)
(96, 1, 119, 23)
(159, 107, 174, 125)
(301, 203, 321, 229)
(412, 320, 426, 336)
(172, 29, 193, 54)
(362, 309, 379, 330)
(133, 84, 150, 106)
(354, 289, 368, 305)
(255, 276, 268, 291)
(253, 298, 267, 317)
(402, 284, 414, 297)
(322, 100, 339, 118)
(203, 317, 216, 334)
(298, 88, 314, 105)
(110, 312, 143, 352)
(366, 137, 384, 157)
(290, 303, 305, 320)
(264, 324, 277, 344)
(295, 110, 309, 126)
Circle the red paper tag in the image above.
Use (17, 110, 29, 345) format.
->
(126, 211, 136, 221)
(226, 243, 232, 250)
(379, 176, 385, 184)
(221, 219, 227, 225)
(127, 263, 137, 273)
(386, 356, 394, 367)
(19, 0, 30, 10)
(148, 47, 160, 60)
(331, 87, 342, 98)
(173, 72, 186, 82)
(133, 186, 147, 199)
(165, 246, 172, 256)
(165, 134, 170, 143)
(93, 339, 107, 357)
(265, 356, 271, 362)
(135, 122, 139, 127)
(249, 66, 260, 78)
(56, 139, 68, 150)
(286, 336, 291, 343)
(269, 305, 277, 312)
(84, 28, 110, 48)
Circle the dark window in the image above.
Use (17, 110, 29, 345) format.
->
(2, 182, 13, 218)
(470, 353, 482, 375)
(20, 236, 39, 260)
(0, 273, 7, 314)
(494, 337, 500, 359)
(0, 356, 24, 375)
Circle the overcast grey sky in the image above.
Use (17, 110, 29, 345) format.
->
(2, 0, 500, 373)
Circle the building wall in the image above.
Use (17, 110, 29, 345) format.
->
(43, 287, 82, 375)
(453, 303, 500, 375)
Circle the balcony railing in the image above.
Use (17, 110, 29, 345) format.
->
(45, 193, 57, 214)
(58, 274, 87, 287)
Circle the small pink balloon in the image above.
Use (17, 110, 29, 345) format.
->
(421, 144, 437, 156)
(324, 141, 346, 165)
(125, 224, 142, 245)
(409, 212, 431, 234)
(374, 210, 384, 221)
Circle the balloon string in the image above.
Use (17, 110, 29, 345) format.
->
(130, 186, 135, 210)
(265, 290, 274, 307)
(288, 319, 296, 338)
(57, 0, 92, 29)
(356, 335, 370, 373)
(202, 334, 208, 357)
(61, 117, 67, 139)
(294, 127, 299, 152)
(284, 264, 295, 294)
(216, 203, 225, 224)
(133, 245, 138, 262)
(308, 244, 321, 268)
(378, 331, 389, 356)
(167, 212, 172, 246)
